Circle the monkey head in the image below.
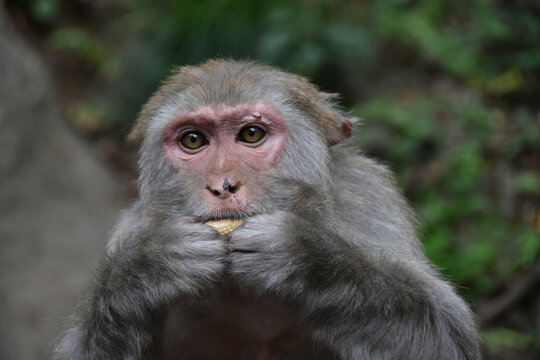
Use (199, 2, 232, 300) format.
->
(131, 60, 352, 221)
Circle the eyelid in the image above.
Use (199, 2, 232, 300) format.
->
(240, 123, 268, 133)
(176, 125, 209, 139)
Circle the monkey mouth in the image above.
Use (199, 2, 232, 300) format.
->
(199, 209, 255, 222)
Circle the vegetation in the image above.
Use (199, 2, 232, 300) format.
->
(7, 0, 540, 358)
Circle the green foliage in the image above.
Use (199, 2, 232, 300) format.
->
(354, 93, 540, 296)
(47, 27, 116, 76)
(118, 0, 373, 76)
(66, 100, 116, 136)
(515, 172, 540, 195)
(30, 0, 59, 23)
(517, 229, 540, 268)
(35, 0, 540, 125)
(484, 328, 540, 353)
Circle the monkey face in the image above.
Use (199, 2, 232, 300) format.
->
(134, 60, 346, 220)
(161, 102, 288, 220)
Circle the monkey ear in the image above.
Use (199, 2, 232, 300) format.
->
(128, 104, 154, 144)
(128, 118, 146, 144)
(326, 117, 352, 146)
(310, 91, 353, 146)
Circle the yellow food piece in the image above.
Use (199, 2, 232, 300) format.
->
(205, 218, 244, 235)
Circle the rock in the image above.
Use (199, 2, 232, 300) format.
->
(0, 10, 121, 360)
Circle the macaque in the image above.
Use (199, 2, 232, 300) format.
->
(56, 60, 480, 360)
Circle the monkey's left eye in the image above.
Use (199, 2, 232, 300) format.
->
(238, 126, 266, 144)
(179, 131, 208, 151)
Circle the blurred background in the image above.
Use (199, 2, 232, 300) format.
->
(1, 0, 539, 359)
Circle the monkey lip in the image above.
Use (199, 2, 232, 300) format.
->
(202, 213, 251, 222)
(199, 209, 255, 222)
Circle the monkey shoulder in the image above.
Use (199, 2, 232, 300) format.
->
(329, 143, 424, 258)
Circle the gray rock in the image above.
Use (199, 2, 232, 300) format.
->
(0, 10, 121, 360)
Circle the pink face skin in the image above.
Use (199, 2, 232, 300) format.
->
(162, 102, 287, 218)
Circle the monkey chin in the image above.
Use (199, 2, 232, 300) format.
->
(205, 218, 245, 235)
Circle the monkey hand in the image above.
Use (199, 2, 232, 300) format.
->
(162, 219, 229, 292)
(226, 211, 305, 292)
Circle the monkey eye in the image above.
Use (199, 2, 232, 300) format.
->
(179, 131, 208, 151)
(238, 126, 266, 144)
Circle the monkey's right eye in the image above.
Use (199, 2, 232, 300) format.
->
(179, 131, 208, 151)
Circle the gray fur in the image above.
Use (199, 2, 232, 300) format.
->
(56, 60, 480, 360)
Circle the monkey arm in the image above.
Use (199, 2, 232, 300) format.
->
(56, 217, 225, 360)
(228, 213, 480, 360)
(299, 233, 479, 360)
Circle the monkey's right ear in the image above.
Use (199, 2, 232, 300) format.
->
(128, 118, 146, 144)
(128, 104, 155, 144)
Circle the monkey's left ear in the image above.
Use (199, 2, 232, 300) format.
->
(326, 117, 353, 146)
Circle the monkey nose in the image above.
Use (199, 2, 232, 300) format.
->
(205, 178, 240, 198)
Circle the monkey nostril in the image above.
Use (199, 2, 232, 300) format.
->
(205, 185, 221, 197)
(223, 179, 241, 194)
(207, 180, 241, 197)
(222, 178, 240, 194)
(222, 178, 231, 191)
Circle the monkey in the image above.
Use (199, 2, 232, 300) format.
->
(56, 59, 480, 360)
